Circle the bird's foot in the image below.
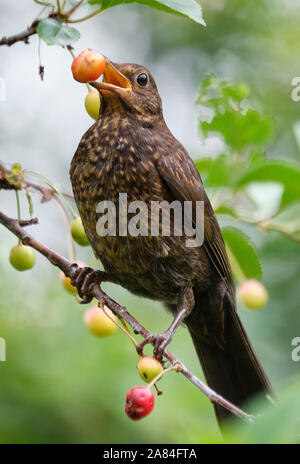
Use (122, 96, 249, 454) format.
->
(136, 330, 173, 362)
(70, 264, 107, 304)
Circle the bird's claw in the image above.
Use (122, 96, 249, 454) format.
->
(136, 331, 173, 361)
(70, 264, 105, 304)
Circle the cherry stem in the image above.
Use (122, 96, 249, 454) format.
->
(154, 383, 163, 395)
(33, 0, 54, 7)
(53, 195, 76, 262)
(101, 304, 138, 347)
(226, 246, 247, 283)
(67, 7, 103, 23)
(24, 170, 77, 219)
(147, 364, 182, 390)
(66, 45, 75, 59)
(119, 318, 138, 347)
(15, 190, 22, 245)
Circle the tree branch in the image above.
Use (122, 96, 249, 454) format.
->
(0, 208, 254, 423)
(0, 11, 61, 48)
(0, 161, 74, 202)
(0, 19, 40, 46)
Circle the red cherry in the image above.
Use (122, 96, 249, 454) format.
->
(125, 386, 155, 421)
(71, 49, 106, 83)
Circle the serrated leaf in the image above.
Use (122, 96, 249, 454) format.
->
(37, 18, 80, 46)
(201, 109, 274, 152)
(237, 161, 300, 208)
(198, 74, 249, 108)
(222, 227, 262, 280)
(88, 0, 205, 25)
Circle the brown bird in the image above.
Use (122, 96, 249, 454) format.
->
(70, 60, 272, 427)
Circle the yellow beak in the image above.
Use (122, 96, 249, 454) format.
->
(89, 61, 132, 95)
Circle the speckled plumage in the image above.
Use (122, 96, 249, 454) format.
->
(70, 62, 272, 425)
(71, 75, 217, 305)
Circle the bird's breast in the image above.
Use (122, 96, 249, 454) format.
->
(70, 121, 172, 275)
(70, 118, 211, 301)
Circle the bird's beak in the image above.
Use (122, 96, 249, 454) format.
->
(89, 61, 132, 96)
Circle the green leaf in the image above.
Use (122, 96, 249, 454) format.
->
(198, 74, 274, 154)
(237, 161, 300, 208)
(222, 227, 262, 280)
(205, 154, 236, 187)
(224, 376, 300, 444)
(198, 73, 250, 108)
(37, 18, 80, 46)
(88, 0, 205, 25)
(266, 201, 300, 241)
(214, 205, 237, 217)
(201, 109, 274, 152)
(223, 82, 250, 102)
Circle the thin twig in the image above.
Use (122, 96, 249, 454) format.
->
(66, 0, 84, 17)
(0, 208, 254, 423)
(38, 37, 44, 81)
(56, 0, 61, 15)
(19, 218, 39, 227)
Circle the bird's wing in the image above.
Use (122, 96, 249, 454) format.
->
(156, 149, 235, 298)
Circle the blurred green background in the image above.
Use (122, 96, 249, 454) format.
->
(1, 0, 300, 443)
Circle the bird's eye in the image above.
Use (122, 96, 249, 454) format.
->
(136, 73, 148, 86)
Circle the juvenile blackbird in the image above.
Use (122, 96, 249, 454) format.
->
(70, 61, 272, 426)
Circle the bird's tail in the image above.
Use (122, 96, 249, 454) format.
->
(186, 298, 272, 427)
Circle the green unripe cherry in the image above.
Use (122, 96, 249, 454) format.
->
(9, 244, 35, 271)
(85, 89, 101, 120)
(137, 356, 164, 383)
(70, 217, 89, 247)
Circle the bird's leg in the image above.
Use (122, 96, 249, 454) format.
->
(136, 285, 195, 361)
(70, 263, 117, 304)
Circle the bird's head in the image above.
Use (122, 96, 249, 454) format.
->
(89, 61, 162, 123)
